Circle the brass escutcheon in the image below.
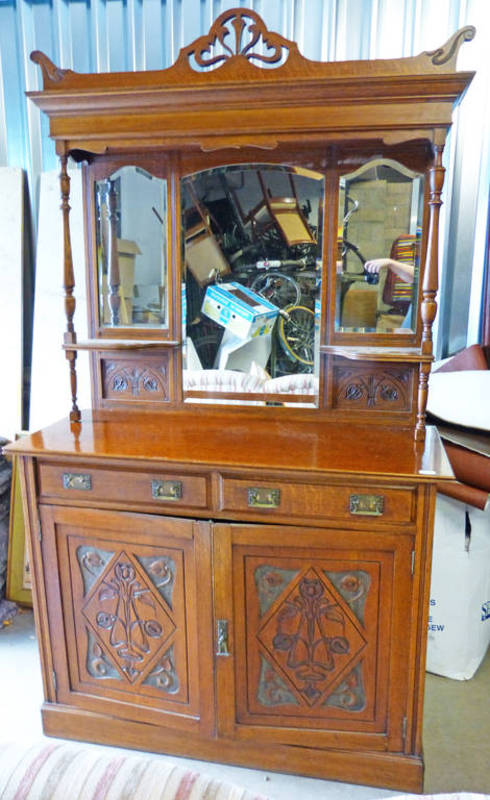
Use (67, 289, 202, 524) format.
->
(152, 479, 183, 501)
(349, 493, 385, 516)
(248, 487, 281, 508)
(216, 619, 230, 656)
(62, 473, 92, 491)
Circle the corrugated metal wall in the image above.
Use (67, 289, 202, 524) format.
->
(0, 0, 488, 356)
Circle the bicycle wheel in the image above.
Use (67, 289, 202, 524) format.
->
(251, 272, 301, 308)
(277, 305, 315, 366)
(189, 321, 223, 369)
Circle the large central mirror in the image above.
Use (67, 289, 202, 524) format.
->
(336, 158, 424, 334)
(181, 164, 324, 406)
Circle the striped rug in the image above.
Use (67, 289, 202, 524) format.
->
(0, 743, 269, 800)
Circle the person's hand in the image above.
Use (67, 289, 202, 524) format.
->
(364, 258, 393, 274)
(364, 258, 415, 283)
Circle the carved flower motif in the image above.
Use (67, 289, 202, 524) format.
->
(115, 562, 135, 582)
(299, 577, 323, 600)
(148, 559, 170, 580)
(329, 636, 349, 655)
(113, 376, 128, 392)
(340, 575, 360, 593)
(144, 619, 163, 638)
(96, 611, 116, 630)
(272, 632, 293, 651)
(84, 551, 104, 569)
(143, 376, 159, 392)
(264, 571, 284, 587)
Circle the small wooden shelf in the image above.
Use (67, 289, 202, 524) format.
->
(62, 339, 179, 351)
(321, 345, 433, 363)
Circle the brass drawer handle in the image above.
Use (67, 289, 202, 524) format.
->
(152, 479, 183, 501)
(248, 487, 281, 508)
(216, 619, 230, 656)
(62, 472, 92, 491)
(350, 494, 384, 516)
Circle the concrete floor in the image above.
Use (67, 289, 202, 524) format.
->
(0, 609, 488, 799)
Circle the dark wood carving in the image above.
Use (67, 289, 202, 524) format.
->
(334, 365, 413, 411)
(256, 567, 367, 708)
(82, 553, 175, 682)
(102, 358, 169, 401)
(257, 655, 299, 706)
(324, 663, 366, 711)
(78, 546, 114, 592)
(143, 646, 179, 693)
(87, 630, 121, 680)
(78, 547, 177, 687)
(325, 571, 371, 625)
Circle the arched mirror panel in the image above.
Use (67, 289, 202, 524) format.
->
(181, 164, 324, 407)
(336, 159, 424, 335)
(95, 166, 168, 329)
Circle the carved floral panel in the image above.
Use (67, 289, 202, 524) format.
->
(255, 565, 369, 710)
(76, 546, 181, 696)
(333, 364, 414, 411)
(101, 355, 170, 402)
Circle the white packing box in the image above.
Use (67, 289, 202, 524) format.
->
(202, 282, 278, 340)
(426, 493, 490, 680)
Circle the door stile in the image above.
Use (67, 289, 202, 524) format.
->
(19, 461, 58, 704)
(194, 520, 215, 736)
(38, 504, 72, 704)
(212, 524, 236, 739)
(386, 533, 414, 752)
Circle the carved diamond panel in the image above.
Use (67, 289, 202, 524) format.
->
(81, 550, 176, 683)
(256, 567, 367, 707)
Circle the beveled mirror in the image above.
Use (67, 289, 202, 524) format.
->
(180, 163, 324, 406)
(336, 158, 424, 334)
(95, 166, 168, 328)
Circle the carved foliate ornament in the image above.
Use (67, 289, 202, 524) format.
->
(78, 548, 177, 686)
(256, 567, 367, 708)
(102, 361, 168, 400)
(183, 9, 290, 72)
(334, 366, 412, 411)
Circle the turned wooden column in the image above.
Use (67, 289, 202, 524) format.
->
(60, 152, 80, 423)
(415, 141, 445, 441)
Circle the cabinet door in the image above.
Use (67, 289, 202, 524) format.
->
(214, 523, 413, 753)
(40, 506, 213, 735)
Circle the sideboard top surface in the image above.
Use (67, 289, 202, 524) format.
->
(6, 411, 453, 482)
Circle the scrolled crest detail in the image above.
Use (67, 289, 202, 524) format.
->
(30, 51, 74, 86)
(183, 8, 290, 71)
(425, 25, 476, 67)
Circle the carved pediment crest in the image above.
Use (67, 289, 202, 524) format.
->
(183, 8, 290, 71)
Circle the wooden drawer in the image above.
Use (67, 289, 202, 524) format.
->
(220, 477, 415, 524)
(38, 463, 209, 511)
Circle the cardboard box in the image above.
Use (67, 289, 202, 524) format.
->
(202, 282, 278, 340)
